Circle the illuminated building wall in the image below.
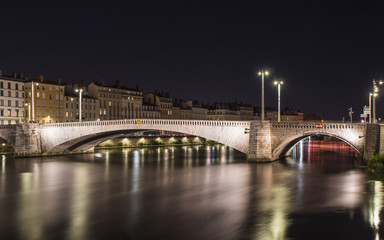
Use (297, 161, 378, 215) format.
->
(25, 77, 65, 124)
(143, 92, 173, 119)
(0, 72, 26, 125)
(63, 96, 100, 122)
(88, 82, 143, 120)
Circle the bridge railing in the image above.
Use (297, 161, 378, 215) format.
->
(0, 125, 16, 130)
(41, 119, 251, 128)
(271, 121, 365, 130)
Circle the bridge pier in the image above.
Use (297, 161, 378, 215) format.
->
(363, 124, 384, 163)
(14, 124, 42, 157)
(247, 121, 274, 162)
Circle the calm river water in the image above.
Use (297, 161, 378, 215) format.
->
(0, 140, 383, 240)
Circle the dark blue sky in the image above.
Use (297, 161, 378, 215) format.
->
(1, 1, 384, 120)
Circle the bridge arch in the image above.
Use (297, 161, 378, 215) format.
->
(39, 120, 250, 155)
(272, 132, 363, 160)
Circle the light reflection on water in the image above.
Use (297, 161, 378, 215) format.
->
(0, 142, 383, 240)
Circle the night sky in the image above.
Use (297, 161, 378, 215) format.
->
(1, 1, 384, 120)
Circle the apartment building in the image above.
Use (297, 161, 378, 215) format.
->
(88, 82, 143, 120)
(207, 103, 241, 121)
(25, 76, 65, 123)
(142, 103, 161, 119)
(63, 95, 100, 122)
(0, 71, 26, 124)
(143, 92, 173, 119)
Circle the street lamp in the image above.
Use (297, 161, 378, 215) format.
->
(372, 80, 383, 123)
(31, 82, 39, 122)
(369, 92, 373, 123)
(75, 89, 83, 122)
(274, 81, 283, 122)
(25, 103, 31, 122)
(258, 70, 269, 121)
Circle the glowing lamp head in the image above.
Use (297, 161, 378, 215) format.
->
(258, 70, 269, 76)
(274, 81, 283, 85)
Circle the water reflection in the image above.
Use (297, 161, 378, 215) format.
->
(0, 142, 383, 240)
(364, 181, 384, 240)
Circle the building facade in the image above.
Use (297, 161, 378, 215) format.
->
(25, 76, 65, 124)
(142, 103, 161, 119)
(64, 95, 100, 122)
(0, 72, 26, 124)
(88, 82, 143, 120)
(143, 92, 173, 119)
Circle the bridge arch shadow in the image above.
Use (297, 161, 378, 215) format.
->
(48, 129, 155, 154)
(273, 133, 362, 160)
(46, 129, 223, 154)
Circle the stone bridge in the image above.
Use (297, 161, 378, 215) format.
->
(0, 119, 383, 162)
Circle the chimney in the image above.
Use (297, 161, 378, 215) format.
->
(0, 70, 2, 77)
(57, 77, 62, 85)
(39, 75, 44, 82)
(101, 78, 105, 86)
(13, 72, 17, 78)
(19, 73, 23, 79)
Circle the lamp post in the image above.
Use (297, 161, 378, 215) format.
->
(369, 93, 373, 123)
(31, 82, 38, 122)
(258, 70, 269, 121)
(25, 103, 31, 122)
(75, 89, 83, 122)
(372, 79, 383, 123)
(274, 81, 283, 122)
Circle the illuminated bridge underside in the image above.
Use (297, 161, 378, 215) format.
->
(0, 120, 382, 162)
(39, 119, 250, 154)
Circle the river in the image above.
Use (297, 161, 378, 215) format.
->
(0, 140, 383, 240)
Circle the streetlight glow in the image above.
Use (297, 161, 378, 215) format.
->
(25, 103, 31, 123)
(258, 69, 269, 121)
(372, 79, 383, 123)
(274, 80, 284, 122)
(31, 81, 39, 122)
(369, 93, 373, 123)
(75, 89, 84, 122)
